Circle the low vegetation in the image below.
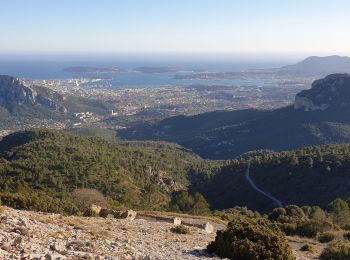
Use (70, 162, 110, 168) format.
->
(320, 240, 350, 260)
(171, 225, 191, 235)
(318, 232, 336, 243)
(300, 244, 314, 252)
(207, 217, 294, 260)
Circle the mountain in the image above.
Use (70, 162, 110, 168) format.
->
(0, 75, 67, 115)
(279, 55, 350, 77)
(0, 75, 112, 119)
(0, 129, 222, 213)
(2, 129, 350, 214)
(295, 73, 350, 111)
(119, 74, 350, 159)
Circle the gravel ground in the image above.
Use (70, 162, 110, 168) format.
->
(0, 207, 224, 259)
(0, 207, 317, 260)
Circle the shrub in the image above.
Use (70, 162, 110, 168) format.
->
(71, 189, 107, 212)
(171, 191, 210, 215)
(328, 198, 350, 228)
(318, 232, 336, 243)
(83, 207, 99, 217)
(320, 240, 350, 260)
(343, 232, 350, 240)
(207, 217, 294, 260)
(0, 192, 78, 215)
(296, 220, 333, 238)
(171, 225, 191, 234)
(300, 244, 314, 252)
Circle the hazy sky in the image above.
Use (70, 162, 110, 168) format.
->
(1, 0, 350, 57)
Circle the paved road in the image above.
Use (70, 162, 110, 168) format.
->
(245, 160, 283, 208)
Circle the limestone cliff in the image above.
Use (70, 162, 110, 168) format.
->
(295, 73, 350, 111)
(0, 75, 67, 113)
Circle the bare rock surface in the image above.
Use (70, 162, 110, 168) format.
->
(0, 207, 316, 259)
(0, 207, 224, 259)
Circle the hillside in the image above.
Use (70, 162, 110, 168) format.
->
(0, 129, 222, 213)
(0, 75, 112, 120)
(2, 129, 350, 215)
(119, 74, 350, 159)
(193, 144, 350, 212)
(279, 55, 350, 77)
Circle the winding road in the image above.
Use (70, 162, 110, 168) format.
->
(245, 160, 283, 208)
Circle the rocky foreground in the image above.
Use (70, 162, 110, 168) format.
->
(0, 207, 319, 260)
(0, 207, 224, 260)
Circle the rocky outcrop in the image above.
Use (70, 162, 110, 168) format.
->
(99, 209, 137, 220)
(0, 75, 67, 113)
(146, 166, 180, 193)
(294, 73, 350, 111)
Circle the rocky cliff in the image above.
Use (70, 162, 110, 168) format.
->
(0, 75, 67, 113)
(295, 73, 350, 111)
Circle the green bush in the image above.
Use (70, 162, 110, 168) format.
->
(300, 244, 314, 252)
(320, 240, 350, 260)
(171, 191, 210, 215)
(328, 198, 350, 228)
(296, 220, 333, 238)
(318, 232, 336, 243)
(0, 192, 79, 215)
(207, 217, 294, 260)
(171, 225, 191, 234)
(83, 207, 99, 217)
(343, 232, 350, 241)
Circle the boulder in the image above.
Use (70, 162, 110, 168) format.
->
(99, 208, 114, 218)
(173, 217, 182, 226)
(99, 209, 137, 220)
(90, 204, 102, 215)
(204, 222, 214, 233)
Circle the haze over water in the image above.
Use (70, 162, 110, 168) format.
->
(0, 56, 293, 88)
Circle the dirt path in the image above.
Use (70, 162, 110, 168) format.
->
(245, 160, 283, 208)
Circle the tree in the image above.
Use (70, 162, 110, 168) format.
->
(172, 191, 210, 215)
(71, 188, 107, 211)
(191, 193, 210, 215)
(328, 198, 350, 227)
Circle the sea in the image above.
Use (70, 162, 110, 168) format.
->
(0, 58, 290, 89)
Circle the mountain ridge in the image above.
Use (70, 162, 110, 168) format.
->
(119, 74, 350, 159)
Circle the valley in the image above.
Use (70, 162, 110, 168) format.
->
(2, 56, 350, 259)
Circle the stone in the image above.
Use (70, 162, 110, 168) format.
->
(99, 208, 113, 218)
(173, 217, 181, 226)
(1, 244, 12, 253)
(13, 236, 22, 245)
(100, 208, 137, 220)
(204, 222, 214, 233)
(90, 204, 102, 215)
(121, 210, 137, 220)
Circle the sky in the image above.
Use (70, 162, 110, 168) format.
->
(1, 0, 350, 58)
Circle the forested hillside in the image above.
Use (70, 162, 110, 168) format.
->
(2, 129, 350, 214)
(0, 129, 222, 214)
(195, 144, 350, 212)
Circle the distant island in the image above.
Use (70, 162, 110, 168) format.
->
(134, 66, 203, 74)
(63, 66, 127, 73)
